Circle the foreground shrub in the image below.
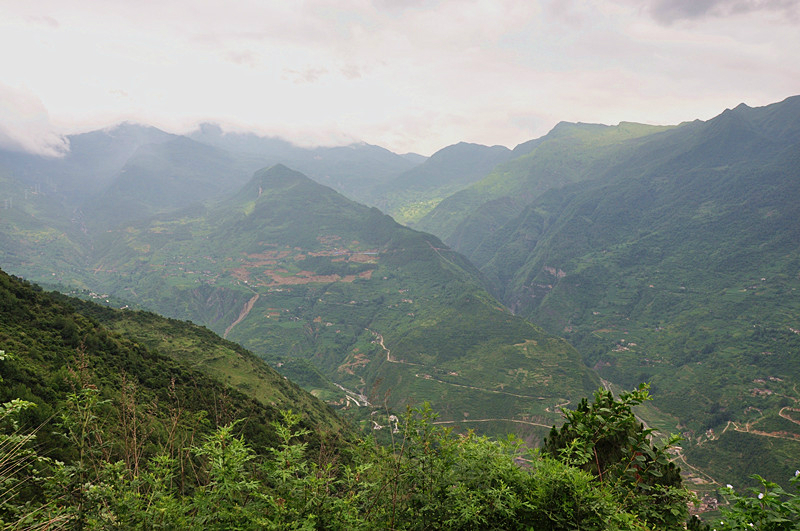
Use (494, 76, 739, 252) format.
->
(713, 471, 800, 530)
(4, 386, 724, 529)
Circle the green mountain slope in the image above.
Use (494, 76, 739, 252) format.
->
(77, 164, 599, 441)
(415, 122, 673, 250)
(0, 269, 351, 466)
(0, 169, 90, 280)
(472, 96, 800, 488)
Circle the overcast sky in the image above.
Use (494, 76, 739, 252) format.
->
(1, 0, 798, 157)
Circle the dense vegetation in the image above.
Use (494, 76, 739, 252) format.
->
(1, 311, 692, 531)
(544, 385, 689, 528)
(2, 393, 660, 529)
(4, 357, 794, 529)
(2, 255, 797, 529)
(0, 270, 646, 528)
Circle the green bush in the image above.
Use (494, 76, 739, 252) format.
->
(544, 383, 693, 529)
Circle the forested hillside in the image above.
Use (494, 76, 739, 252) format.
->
(0, 268, 350, 441)
(0, 267, 354, 528)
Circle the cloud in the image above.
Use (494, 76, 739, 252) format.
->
(224, 50, 259, 68)
(340, 64, 364, 80)
(372, 0, 439, 10)
(0, 0, 797, 155)
(283, 66, 330, 84)
(645, 0, 800, 23)
(25, 15, 59, 29)
(0, 84, 69, 157)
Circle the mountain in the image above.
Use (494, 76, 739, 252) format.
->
(41, 164, 598, 441)
(1, 122, 421, 234)
(399, 152, 428, 165)
(371, 142, 514, 224)
(0, 124, 434, 303)
(445, 96, 800, 488)
(415, 121, 673, 248)
(4, 96, 798, 490)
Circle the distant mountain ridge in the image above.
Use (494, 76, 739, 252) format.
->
(187, 123, 421, 204)
(415, 121, 674, 246)
(371, 142, 515, 224)
(81, 135, 258, 226)
(0, 122, 425, 230)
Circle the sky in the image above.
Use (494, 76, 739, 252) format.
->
(1, 0, 799, 157)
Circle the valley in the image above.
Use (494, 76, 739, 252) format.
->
(1, 96, 799, 496)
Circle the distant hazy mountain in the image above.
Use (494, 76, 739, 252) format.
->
(188, 123, 420, 204)
(81, 135, 260, 226)
(371, 142, 515, 224)
(398, 152, 428, 166)
(0, 122, 176, 205)
(1, 121, 423, 232)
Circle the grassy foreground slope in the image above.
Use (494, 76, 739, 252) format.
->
(81, 164, 599, 441)
(0, 268, 352, 465)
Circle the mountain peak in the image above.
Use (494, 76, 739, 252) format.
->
(548, 121, 609, 138)
(428, 141, 511, 161)
(257, 163, 307, 182)
(236, 164, 320, 201)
